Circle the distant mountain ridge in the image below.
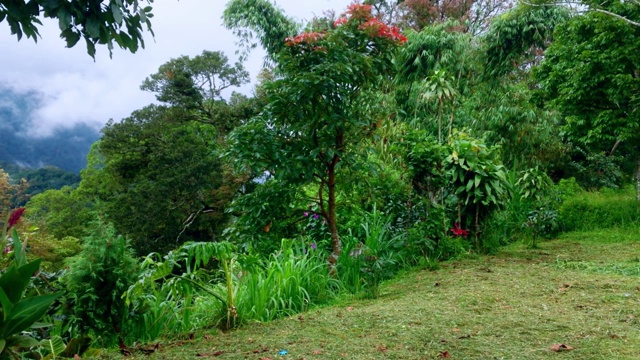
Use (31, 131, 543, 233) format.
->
(0, 84, 100, 173)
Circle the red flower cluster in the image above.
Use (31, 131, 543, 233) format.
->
(332, 3, 407, 44)
(333, 17, 348, 27)
(358, 18, 408, 44)
(7, 207, 25, 231)
(450, 223, 469, 237)
(334, 3, 374, 27)
(285, 32, 325, 46)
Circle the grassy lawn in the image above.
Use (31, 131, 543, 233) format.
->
(102, 228, 640, 359)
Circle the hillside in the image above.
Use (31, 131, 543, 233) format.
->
(100, 228, 640, 360)
(0, 85, 100, 173)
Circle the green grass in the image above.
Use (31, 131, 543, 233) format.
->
(100, 228, 640, 359)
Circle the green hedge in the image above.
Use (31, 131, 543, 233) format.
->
(559, 186, 640, 231)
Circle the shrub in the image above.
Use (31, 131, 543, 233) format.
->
(61, 219, 140, 346)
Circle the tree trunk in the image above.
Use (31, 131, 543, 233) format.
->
(327, 156, 341, 277)
(636, 154, 640, 203)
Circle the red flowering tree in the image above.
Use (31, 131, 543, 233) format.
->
(229, 3, 406, 274)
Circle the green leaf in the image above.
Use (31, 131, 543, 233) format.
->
(7, 335, 40, 349)
(2, 293, 61, 337)
(57, 9, 71, 31)
(465, 179, 473, 192)
(0, 288, 14, 321)
(0, 259, 40, 304)
(85, 38, 96, 58)
(41, 335, 66, 357)
(11, 229, 26, 266)
(60, 27, 81, 48)
(111, 3, 124, 25)
(85, 18, 100, 38)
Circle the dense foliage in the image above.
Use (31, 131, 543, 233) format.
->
(2, 0, 640, 356)
(1, 0, 154, 57)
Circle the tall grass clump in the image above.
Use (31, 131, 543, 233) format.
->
(232, 239, 337, 324)
(125, 239, 338, 338)
(337, 206, 402, 298)
(559, 185, 640, 231)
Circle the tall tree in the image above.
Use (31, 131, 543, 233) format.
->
(81, 105, 238, 255)
(140, 50, 250, 123)
(228, 3, 407, 273)
(1, 0, 154, 57)
(534, 6, 640, 197)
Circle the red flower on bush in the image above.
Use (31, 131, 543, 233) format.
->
(7, 207, 25, 231)
(358, 18, 407, 44)
(450, 223, 469, 237)
(334, 17, 348, 27)
(285, 32, 325, 46)
(345, 3, 373, 21)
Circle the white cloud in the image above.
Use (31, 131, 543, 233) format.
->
(0, 0, 352, 137)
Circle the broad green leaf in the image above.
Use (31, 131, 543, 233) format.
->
(7, 334, 40, 349)
(12, 229, 26, 266)
(41, 335, 66, 358)
(0, 288, 13, 321)
(465, 180, 473, 192)
(111, 3, 124, 25)
(0, 260, 38, 304)
(2, 293, 61, 337)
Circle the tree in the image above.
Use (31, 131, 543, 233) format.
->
(140, 50, 250, 122)
(0, 168, 28, 219)
(26, 185, 93, 239)
(62, 219, 139, 345)
(1, 0, 154, 57)
(81, 105, 239, 255)
(393, 22, 473, 137)
(482, 5, 569, 79)
(228, 4, 406, 274)
(364, 0, 514, 34)
(526, 0, 640, 28)
(534, 7, 640, 197)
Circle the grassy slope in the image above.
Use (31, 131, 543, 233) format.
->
(103, 228, 640, 359)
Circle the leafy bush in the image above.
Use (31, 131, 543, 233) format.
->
(26, 232, 82, 271)
(483, 167, 561, 250)
(61, 219, 140, 346)
(568, 149, 624, 190)
(555, 177, 584, 200)
(436, 236, 470, 259)
(125, 241, 233, 337)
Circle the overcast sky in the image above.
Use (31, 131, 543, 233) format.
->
(0, 0, 352, 137)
